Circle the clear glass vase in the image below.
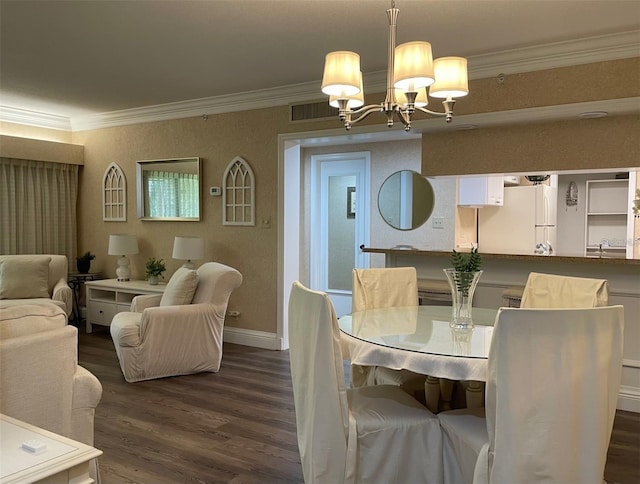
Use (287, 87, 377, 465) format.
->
(444, 269, 483, 329)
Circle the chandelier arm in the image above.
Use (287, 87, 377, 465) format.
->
(346, 105, 385, 126)
(414, 106, 447, 117)
(395, 108, 412, 130)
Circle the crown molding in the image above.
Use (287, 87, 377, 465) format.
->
(0, 105, 71, 131)
(1, 30, 638, 132)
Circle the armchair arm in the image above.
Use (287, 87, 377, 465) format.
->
(139, 304, 224, 364)
(131, 294, 162, 312)
(71, 366, 103, 446)
(52, 278, 73, 316)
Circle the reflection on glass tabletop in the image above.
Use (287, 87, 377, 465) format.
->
(338, 305, 498, 359)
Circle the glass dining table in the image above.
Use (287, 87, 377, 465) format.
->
(338, 305, 499, 382)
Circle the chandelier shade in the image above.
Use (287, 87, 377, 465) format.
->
(330, 73, 364, 108)
(321, 51, 362, 97)
(320, 0, 469, 131)
(429, 57, 469, 99)
(393, 41, 435, 91)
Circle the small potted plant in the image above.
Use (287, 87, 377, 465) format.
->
(76, 251, 95, 274)
(444, 247, 483, 328)
(145, 257, 166, 285)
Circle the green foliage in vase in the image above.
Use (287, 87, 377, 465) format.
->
(450, 247, 482, 296)
(145, 258, 166, 279)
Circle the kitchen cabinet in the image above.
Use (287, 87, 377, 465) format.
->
(584, 178, 632, 258)
(457, 176, 504, 206)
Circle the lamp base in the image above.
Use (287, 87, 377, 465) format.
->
(181, 260, 196, 270)
(116, 256, 131, 282)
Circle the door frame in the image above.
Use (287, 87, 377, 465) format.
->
(310, 152, 371, 316)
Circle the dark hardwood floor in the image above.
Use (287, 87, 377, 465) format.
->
(79, 328, 639, 484)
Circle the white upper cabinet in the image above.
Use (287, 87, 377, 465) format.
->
(457, 176, 504, 207)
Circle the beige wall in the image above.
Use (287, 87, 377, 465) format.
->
(2, 57, 638, 337)
(422, 114, 640, 176)
(71, 108, 297, 334)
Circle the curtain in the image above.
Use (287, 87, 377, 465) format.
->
(143, 171, 198, 218)
(0, 157, 78, 262)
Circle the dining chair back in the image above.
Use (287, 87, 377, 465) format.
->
(351, 267, 425, 393)
(352, 267, 418, 311)
(288, 281, 444, 484)
(438, 306, 624, 483)
(520, 272, 609, 308)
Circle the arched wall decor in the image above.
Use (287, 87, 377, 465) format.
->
(223, 156, 255, 226)
(103, 162, 126, 221)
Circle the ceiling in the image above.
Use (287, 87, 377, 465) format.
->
(1, 0, 639, 128)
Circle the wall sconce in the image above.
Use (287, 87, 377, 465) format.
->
(172, 236, 204, 269)
(108, 234, 139, 281)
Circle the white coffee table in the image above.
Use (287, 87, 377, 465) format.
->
(0, 414, 102, 484)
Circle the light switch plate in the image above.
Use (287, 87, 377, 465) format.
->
(432, 217, 445, 229)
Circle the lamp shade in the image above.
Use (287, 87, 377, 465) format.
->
(329, 72, 364, 109)
(172, 236, 204, 261)
(321, 51, 362, 97)
(108, 234, 139, 256)
(429, 56, 469, 99)
(393, 41, 434, 92)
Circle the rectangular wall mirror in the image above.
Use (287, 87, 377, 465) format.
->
(136, 157, 201, 221)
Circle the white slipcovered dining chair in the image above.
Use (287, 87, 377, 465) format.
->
(437, 306, 624, 484)
(520, 271, 609, 308)
(288, 281, 443, 484)
(110, 262, 242, 382)
(453, 272, 612, 414)
(350, 267, 426, 396)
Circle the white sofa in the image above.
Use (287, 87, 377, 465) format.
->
(0, 303, 103, 480)
(0, 254, 73, 316)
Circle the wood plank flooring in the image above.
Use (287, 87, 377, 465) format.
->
(79, 328, 639, 484)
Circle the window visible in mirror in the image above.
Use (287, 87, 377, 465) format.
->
(137, 157, 201, 221)
(378, 170, 435, 230)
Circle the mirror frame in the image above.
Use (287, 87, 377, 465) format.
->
(378, 170, 435, 231)
(136, 157, 201, 221)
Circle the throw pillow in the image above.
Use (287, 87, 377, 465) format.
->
(0, 257, 51, 299)
(160, 267, 199, 306)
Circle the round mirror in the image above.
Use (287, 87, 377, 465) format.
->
(378, 170, 435, 230)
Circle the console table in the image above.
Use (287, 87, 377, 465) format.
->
(0, 414, 102, 484)
(84, 279, 165, 333)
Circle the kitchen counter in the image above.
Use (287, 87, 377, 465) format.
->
(361, 246, 640, 266)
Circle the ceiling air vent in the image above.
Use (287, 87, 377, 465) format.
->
(290, 101, 339, 122)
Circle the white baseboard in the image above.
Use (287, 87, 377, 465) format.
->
(618, 385, 640, 413)
(223, 327, 282, 350)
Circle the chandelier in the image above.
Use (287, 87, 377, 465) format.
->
(321, 0, 469, 131)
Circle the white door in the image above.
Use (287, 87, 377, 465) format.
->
(310, 152, 370, 317)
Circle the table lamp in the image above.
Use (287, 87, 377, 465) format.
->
(108, 234, 139, 281)
(172, 236, 204, 269)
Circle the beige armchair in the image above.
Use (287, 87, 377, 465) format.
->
(0, 304, 102, 479)
(110, 262, 243, 382)
(0, 254, 73, 316)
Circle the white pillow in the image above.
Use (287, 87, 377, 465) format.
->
(160, 268, 199, 306)
(0, 257, 51, 299)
